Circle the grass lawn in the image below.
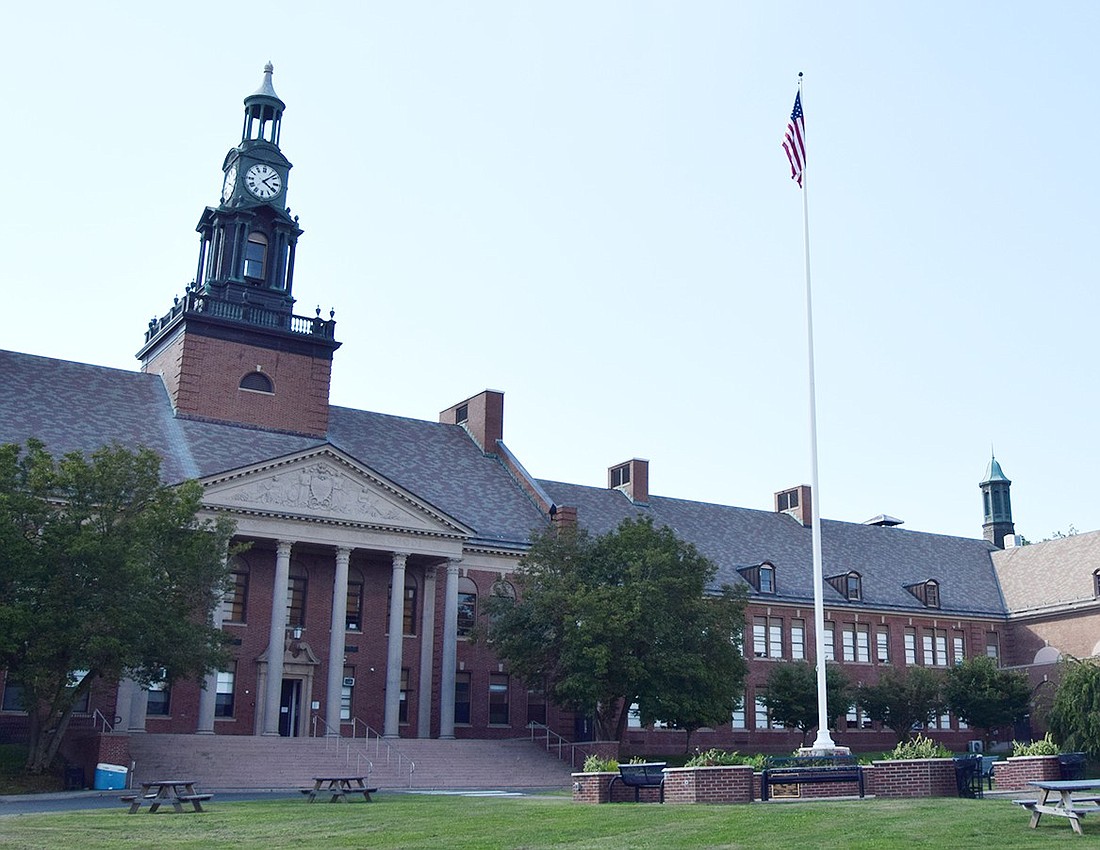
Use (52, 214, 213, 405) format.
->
(0, 793, 1092, 849)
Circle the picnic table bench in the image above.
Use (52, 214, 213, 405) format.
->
(760, 755, 864, 801)
(608, 762, 667, 803)
(302, 776, 378, 803)
(1015, 779, 1100, 836)
(121, 780, 212, 813)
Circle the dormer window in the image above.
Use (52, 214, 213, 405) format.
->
(455, 403, 468, 424)
(777, 489, 799, 511)
(738, 561, 776, 595)
(239, 371, 273, 393)
(243, 232, 268, 279)
(904, 579, 941, 609)
(610, 464, 630, 488)
(1093, 570, 1100, 598)
(826, 571, 862, 601)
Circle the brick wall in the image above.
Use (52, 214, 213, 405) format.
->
(572, 772, 613, 804)
(664, 765, 754, 804)
(868, 758, 957, 798)
(992, 756, 1061, 791)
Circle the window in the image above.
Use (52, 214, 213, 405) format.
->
(68, 670, 90, 714)
(760, 563, 776, 594)
(287, 567, 307, 628)
(147, 680, 170, 716)
(952, 633, 965, 666)
(843, 624, 870, 662)
(2, 680, 24, 712)
(238, 371, 273, 393)
(904, 628, 917, 665)
(732, 695, 746, 729)
(985, 633, 1000, 662)
(752, 616, 783, 659)
(225, 564, 249, 623)
(346, 570, 363, 631)
(823, 621, 835, 662)
(399, 668, 410, 724)
(876, 628, 890, 663)
(243, 232, 267, 279)
(489, 580, 516, 633)
(457, 577, 477, 637)
(454, 672, 471, 724)
(489, 673, 509, 725)
(1094, 570, 1100, 598)
(846, 706, 873, 729)
(753, 694, 783, 729)
(846, 573, 862, 601)
(627, 702, 642, 729)
(403, 581, 417, 636)
(455, 403, 468, 424)
(922, 628, 947, 667)
(610, 464, 630, 487)
(526, 685, 547, 726)
(737, 562, 777, 594)
(215, 667, 235, 718)
(341, 666, 354, 721)
(904, 579, 941, 609)
(790, 619, 805, 661)
(777, 489, 799, 510)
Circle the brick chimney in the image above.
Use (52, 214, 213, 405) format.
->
(440, 390, 504, 453)
(775, 484, 812, 527)
(609, 459, 649, 505)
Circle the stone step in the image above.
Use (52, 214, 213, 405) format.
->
(125, 735, 574, 791)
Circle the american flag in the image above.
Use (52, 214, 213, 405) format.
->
(783, 91, 806, 188)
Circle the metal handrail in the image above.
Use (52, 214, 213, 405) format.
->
(526, 721, 594, 770)
(309, 714, 415, 787)
(91, 708, 115, 734)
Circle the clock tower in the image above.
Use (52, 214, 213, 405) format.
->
(138, 64, 341, 438)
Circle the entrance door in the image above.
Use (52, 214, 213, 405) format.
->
(279, 679, 302, 737)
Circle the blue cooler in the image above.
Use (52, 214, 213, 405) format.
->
(93, 762, 127, 790)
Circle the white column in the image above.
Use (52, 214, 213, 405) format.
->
(128, 686, 149, 733)
(326, 547, 352, 736)
(262, 540, 293, 736)
(197, 551, 231, 734)
(439, 558, 461, 739)
(383, 552, 409, 738)
(417, 566, 438, 737)
(115, 678, 136, 732)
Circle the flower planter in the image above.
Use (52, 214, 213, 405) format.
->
(870, 758, 957, 798)
(992, 755, 1061, 791)
(662, 765, 754, 804)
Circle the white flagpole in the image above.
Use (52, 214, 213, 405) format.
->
(796, 73, 837, 752)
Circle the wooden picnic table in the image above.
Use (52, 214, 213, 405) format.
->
(304, 775, 378, 803)
(1018, 779, 1100, 835)
(122, 779, 212, 813)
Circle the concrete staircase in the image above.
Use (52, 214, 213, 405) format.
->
(126, 734, 574, 792)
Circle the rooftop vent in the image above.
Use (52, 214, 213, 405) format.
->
(863, 514, 904, 527)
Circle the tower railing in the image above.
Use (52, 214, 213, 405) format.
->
(144, 288, 337, 345)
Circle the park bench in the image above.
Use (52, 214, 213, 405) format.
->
(608, 762, 667, 803)
(954, 754, 983, 798)
(760, 755, 864, 801)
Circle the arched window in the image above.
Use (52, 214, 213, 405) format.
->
(287, 565, 307, 628)
(846, 572, 862, 601)
(243, 232, 268, 279)
(225, 558, 250, 623)
(239, 371, 273, 393)
(457, 577, 477, 637)
(345, 569, 364, 631)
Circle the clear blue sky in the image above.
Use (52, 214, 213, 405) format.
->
(2, 2, 1095, 542)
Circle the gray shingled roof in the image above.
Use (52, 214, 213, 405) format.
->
(992, 531, 1100, 614)
(0, 350, 546, 549)
(538, 480, 1006, 617)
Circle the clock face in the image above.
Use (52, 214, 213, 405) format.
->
(221, 165, 237, 202)
(245, 163, 282, 200)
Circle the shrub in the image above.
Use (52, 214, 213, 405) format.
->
(582, 754, 619, 772)
(882, 733, 952, 760)
(684, 748, 745, 768)
(1012, 733, 1060, 757)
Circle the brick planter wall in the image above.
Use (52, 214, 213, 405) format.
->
(992, 756, 1061, 791)
(869, 758, 957, 798)
(572, 772, 614, 804)
(664, 765, 754, 804)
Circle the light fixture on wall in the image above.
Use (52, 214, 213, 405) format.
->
(289, 625, 304, 657)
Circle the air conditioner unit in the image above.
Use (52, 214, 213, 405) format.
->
(342, 677, 356, 688)
(967, 740, 983, 753)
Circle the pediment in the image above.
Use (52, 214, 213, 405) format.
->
(199, 447, 470, 537)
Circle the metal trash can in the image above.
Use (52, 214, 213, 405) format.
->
(93, 762, 127, 790)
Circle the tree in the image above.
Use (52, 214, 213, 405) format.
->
(1047, 657, 1100, 759)
(758, 662, 852, 746)
(0, 440, 235, 773)
(484, 516, 748, 744)
(857, 666, 945, 743)
(944, 655, 1031, 744)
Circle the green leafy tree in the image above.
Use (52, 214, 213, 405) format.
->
(944, 655, 1031, 744)
(758, 662, 852, 746)
(857, 666, 945, 743)
(0, 440, 235, 774)
(484, 516, 747, 744)
(1047, 657, 1100, 759)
